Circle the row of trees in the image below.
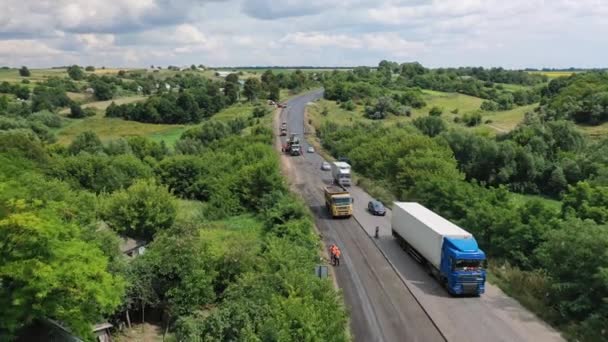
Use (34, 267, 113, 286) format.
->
(317, 121, 608, 340)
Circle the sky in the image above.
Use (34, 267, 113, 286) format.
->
(0, 0, 607, 69)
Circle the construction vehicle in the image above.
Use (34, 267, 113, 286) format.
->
(324, 185, 353, 218)
(281, 133, 301, 156)
(392, 202, 486, 295)
(331, 161, 351, 186)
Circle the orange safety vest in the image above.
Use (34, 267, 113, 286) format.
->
(334, 248, 341, 258)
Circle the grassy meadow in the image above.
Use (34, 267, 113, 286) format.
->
(307, 90, 538, 135)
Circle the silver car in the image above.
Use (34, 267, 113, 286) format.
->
(307, 146, 315, 153)
(321, 161, 331, 170)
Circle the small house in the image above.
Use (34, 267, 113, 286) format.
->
(120, 237, 147, 258)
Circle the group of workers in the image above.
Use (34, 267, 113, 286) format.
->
(329, 244, 341, 266)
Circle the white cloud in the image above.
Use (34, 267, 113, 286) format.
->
(280, 32, 362, 49)
(0, 40, 61, 57)
(0, 0, 606, 68)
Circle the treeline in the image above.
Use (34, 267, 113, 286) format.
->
(0, 115, 346, 340)
(540, 71, 608, 125)
(105, 70, 315, 124)
(442, 116, 608, 197)
(321, 61, 542, 116)
(317, 121, 608, 341)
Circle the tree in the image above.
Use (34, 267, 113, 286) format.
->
(19, 66, 30, 77)
(428, 106, 443, 116)
(243, 78, 261, 101)
(535, 219, 608, 325)
(69, 103, 86, 118)
(225, 73, 239, 84)
(267, 84, 280, 101)
(15, 86, 30, 100)
(101, 179, 177, 240)
(92, 80, 114, 100)
(0, 212, 125, 340)
(67, 65, 85, 80)
(413, 116, 447, 137)
(224, 81, 240, 104)
(68, 131, 103, 155)
(85, 65, 95, 72)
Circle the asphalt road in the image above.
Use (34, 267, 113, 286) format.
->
(277, 90, 565, 342)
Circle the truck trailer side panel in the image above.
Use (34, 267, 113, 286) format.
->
(391, 202, 472, 269)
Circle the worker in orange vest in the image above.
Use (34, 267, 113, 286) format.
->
(329, 244, 337, 265)
(334, 246, 341, 266)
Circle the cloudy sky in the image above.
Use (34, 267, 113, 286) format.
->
(1, 0, 606, 68)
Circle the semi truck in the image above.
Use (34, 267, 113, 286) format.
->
(331, 161, 351, 186)
(391, 202, 486, 296)
(324, 185, 353, 218)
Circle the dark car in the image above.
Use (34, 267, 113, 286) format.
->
(368, 200, 386, 216)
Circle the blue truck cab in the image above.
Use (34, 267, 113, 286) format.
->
(441, 237, 486, 295)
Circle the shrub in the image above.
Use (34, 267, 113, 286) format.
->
(428, 106, 443, 116)
(463, 112, 483, 126)
(30, 111, 62, 128)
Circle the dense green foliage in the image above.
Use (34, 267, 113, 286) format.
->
(541, 71, 608, 125)
(0, 89, 346, 341)
(101, 180, 177, 240)
(318, 120, 608, 340)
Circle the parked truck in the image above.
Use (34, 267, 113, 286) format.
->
(282, 134, 301, 156)
(331, 161, 351, 186)
(324, 185, 353, 218)
(391, 202, 486, 295)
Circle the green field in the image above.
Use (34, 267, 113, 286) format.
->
(528, 71, 578, 79)
(54, 98, 267, 146)
(308, 90, 537, 134)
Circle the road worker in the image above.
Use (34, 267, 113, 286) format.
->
(334, 246, 341, 266)
(329, 244, 337, 265)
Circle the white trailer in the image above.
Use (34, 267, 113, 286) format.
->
(392, 202, 472, 269)
(331, 161, 351, 186)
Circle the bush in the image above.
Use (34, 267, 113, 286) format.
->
(340, 100, 355, 111)
(30, 111, 62, 128)
(413, 116, 447, 137)
(428, 106, 443, 116)
(481, 100, 499, 111)
(85, 66, 95, 72)
(69, 104, 85, 118)
(252, 105, 269, 118)
(463, 112, 483, 126)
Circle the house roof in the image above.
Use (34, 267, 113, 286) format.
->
(120, 237, 147, 253)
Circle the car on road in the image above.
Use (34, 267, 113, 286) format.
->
(280, 128, 287, 136)
(368, 200, 386, 216)
(321, 161, 331, 171)
(281, 121, 287, 128)
(307, 146, 315, 153)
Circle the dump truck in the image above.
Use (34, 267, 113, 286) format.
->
(281, 134, 301, 156)
(324, 185, 353, 218)
(331, 161, 351, 186)
(391, 202, 486, 295)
